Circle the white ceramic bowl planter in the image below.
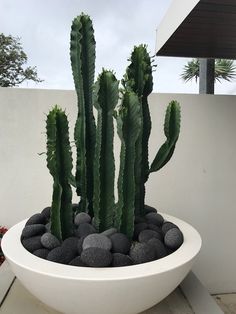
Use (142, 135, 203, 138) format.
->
(2, 213, 201, 314)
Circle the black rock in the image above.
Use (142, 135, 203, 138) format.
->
(138, 229, 163, 243)
(144, 205, 157, 214)
(164, 228, 184, 250)
(110, 233, 131, 254)
(47, 246, 76, 264)
(45, 222, 51, 232)
(62, 237, 79, 255)
(21, 224, 46, 239)
(22, 236, 43, 252)
(33, 248, 50, 259)
(101, 228, 117, 237)
(47, 247, 64, 263)
(77, 237, 85, 255)
(81, 247, 112, 267)
(162, 222, 179, 235)
(41, 207, 51, 219)
(145, 212, 164, 226)
(74, 212, 91, 226)
(166, 248, 175, 255)
(133, 222, 148, 240)
(148, 238, 167, 259)
(112, 253, 133, 267)
(69, 256, 87, 267)
(75, 223, 97, 238)
(148, 224, 163, 238)
(134, 216, 146, 224)
(26, 213, 47, 226)
(129, 242, 156, 264)
(83, 234, 112, 251)
(41, 232, 61, 250)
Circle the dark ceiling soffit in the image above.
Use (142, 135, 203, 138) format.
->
(156, 0, 236, 59)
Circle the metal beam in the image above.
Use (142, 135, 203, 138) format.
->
(199, 59, 215, 94)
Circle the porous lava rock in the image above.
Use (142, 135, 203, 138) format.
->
(21, 224, 46, 239)
(80, 247, 112, 267)
(164, 228, 183, 250)
(110, 233, 131, 254)
(111, 253, 133, 267)
(26, 213, 47, 226)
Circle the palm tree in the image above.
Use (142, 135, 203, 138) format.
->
(181, 59, 236, 83)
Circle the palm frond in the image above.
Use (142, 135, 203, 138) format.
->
(181, 59, 200, 82)
(181, 58, 236, 84)
(215, 59, 236, 83)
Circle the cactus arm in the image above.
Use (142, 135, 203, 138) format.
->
(74, 118, 87, 211)
(50, 182, 62, 240)
(150, 101, 181, 173)
(56, 113, 73, 238)
(114, 115, 125, 231)
(70, 14, 96, 215)
(93, 98, 102, 229)
(124, 45, 153, 216)
(93, 70, 118, 232)
(69, 174, 76, 188)
(46, 106, 73, 240)
(46, 108, 62, 239)
(142, 96, 152, 181)
(115, 92, 142, 238)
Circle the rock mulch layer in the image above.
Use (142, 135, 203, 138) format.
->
(21, 205, 184, 268)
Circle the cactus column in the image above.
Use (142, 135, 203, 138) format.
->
(46, 106, 73, 241)
(123, 45, 153, 217)
(70, 14, 96, 215)
(115, 91, 142, 238)
(93, 70, 119, 232)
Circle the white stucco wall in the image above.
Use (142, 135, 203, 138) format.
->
(0, 87, 235, 294)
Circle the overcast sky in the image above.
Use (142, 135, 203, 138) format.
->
(1, 0, 236, 94)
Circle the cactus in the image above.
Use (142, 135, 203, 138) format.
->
(93, 70, 119, 232)
(123, 45, 153, 217)
(46, 106, 73, 241)
(115, 92, 142, 238)
(150, 101, 181, 173)
(44, 13, 181, 241)
(70, 14, 96, 216)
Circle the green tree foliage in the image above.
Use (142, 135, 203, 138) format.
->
(181, 58, 236, 83)
(0, 33, 43, 87)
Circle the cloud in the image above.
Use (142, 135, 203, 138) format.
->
(1, 0, 235, 94)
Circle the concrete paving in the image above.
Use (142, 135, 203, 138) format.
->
(1, 261, 233, 314)
(0, 279, 194, 314)
(214, 294, 236, 314)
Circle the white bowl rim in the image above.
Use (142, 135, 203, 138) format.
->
(2, 213, 201, 281)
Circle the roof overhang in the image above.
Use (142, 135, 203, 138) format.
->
(156, 0, 236, 59)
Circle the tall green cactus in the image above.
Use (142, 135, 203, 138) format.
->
(123, 45, 153, 217)
(41, 13, 182, 244)
(115, 92, 142, 238)
(150, 101, 181, 173)
(70, 14, 96, 215)
(93, 70, 119, 232)
(46, 106, 73, 241)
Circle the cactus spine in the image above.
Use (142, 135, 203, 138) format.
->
(123, 45, 153, 217)
(115, 92, 142, 238)
(46, 106, 73, 241)
(70, 14, 96, 215)
(93, 70, 119, 232)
